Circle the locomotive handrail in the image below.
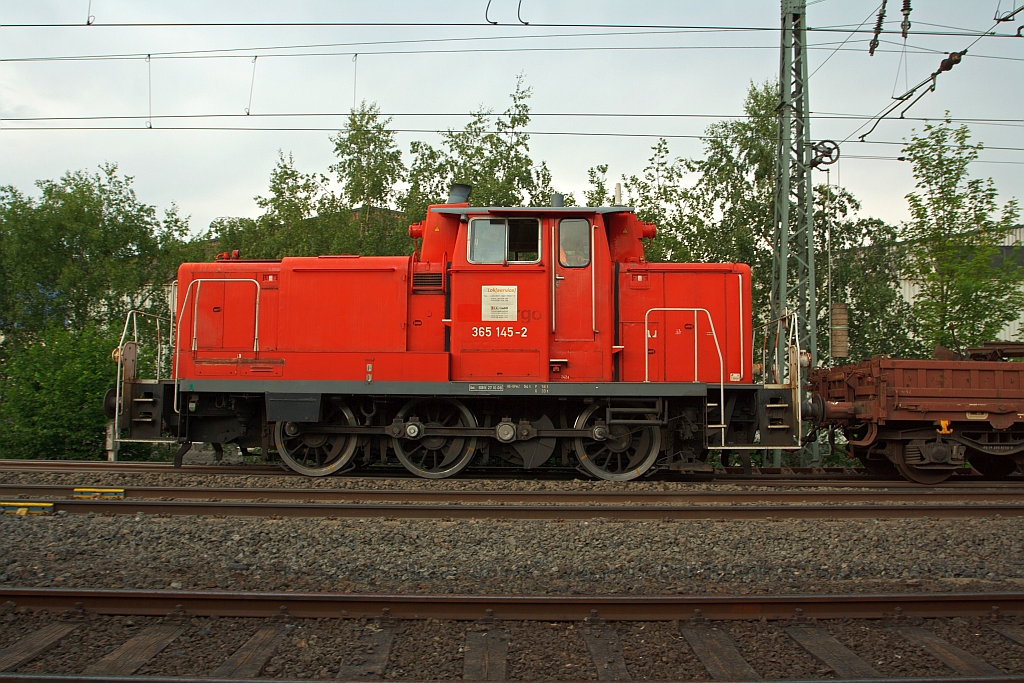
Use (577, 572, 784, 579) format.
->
(758, 311, 799, 387)
(113, 310, 174, 451)
(173, 277, 261, 413)
(755, 311, 804, 454)
(737, 272, 744, 381)
(644, 307, 726, 442)
(551, 221, 598, 336)
(591, 223, 598, 334)
(551, 224, 557, 333)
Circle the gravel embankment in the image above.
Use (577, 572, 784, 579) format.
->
(4, 605, 1024, 679)
(0, 468, 775, 492)
(2, 512, 1021, 596)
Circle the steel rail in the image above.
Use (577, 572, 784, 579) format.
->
(0, 461, 287, 475)
(5, 676, 1024, 683)
(5, 483, 1024, 505)
(8, 498, 1024, 519)
(4, 675, 1024, 683)
(2, 459, 1021, 487)
(2, 586, 1023, 622)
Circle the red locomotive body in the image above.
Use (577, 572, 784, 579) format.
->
(111, 185, 801, 480)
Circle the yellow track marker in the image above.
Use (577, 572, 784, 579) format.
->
(1, 502, 54, 515)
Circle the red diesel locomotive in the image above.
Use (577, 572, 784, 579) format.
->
(108, 185, 803, 479)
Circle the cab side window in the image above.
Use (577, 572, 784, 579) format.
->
(468, 218, 540, 264)
(507, 218, 539, 262)
(469, 219, 506, 264)
(559, 219, 591, 267)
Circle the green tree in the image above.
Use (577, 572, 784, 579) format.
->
(584, 164, 614, 207)
(901, 119, 1023, 350)
(678, 81, 778, 312)
(330, 101, 409, 254)
(331, 101, 405, 214)
(0, 325, 118, 459)
(619, 139, 690, 262)
(0, 163, 187, 339)
(208, 153, 359, 259)
(590, 80, 913, 363)
(0, 165, 191, 460)
(402, 75, 572, 222)
(604, 82, 779, 298)
(814, 186, 916, 361)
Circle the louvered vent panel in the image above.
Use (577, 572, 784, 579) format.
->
(412, 272, 444, 290)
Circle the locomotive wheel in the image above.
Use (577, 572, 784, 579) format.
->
(275, 401, 359, 477)
(392, 398, 478, 479)
(892, 443, 953, 485)
(574, 403, 662, 482)
(968, 451, 1018, 480)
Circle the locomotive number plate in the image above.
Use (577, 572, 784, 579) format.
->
(471, 326, 528, 338)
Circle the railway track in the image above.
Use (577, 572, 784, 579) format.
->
(0, 461, 288, 477)
(7, 483, 1024, 504)
(4, 459, 1022, 487)
(3, 586, 1024, 621)
(2, 587, 1024, 682)
(3, 675, 1021, 683)
(5, 482, 1024, 519)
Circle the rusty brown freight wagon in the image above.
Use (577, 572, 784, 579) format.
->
(809, 346, 1024, 484)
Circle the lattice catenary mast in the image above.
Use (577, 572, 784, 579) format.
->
(772, 0, 822, 465)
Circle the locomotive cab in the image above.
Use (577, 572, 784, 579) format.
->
(443, 209, 614, 383)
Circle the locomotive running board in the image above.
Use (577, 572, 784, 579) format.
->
(177, 379, 729, 398)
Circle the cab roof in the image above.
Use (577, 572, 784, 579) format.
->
(430, 206, 635, 216)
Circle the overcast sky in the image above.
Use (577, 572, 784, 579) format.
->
(1, 1, 1021, 237)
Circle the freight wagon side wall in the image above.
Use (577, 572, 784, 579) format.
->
(814, 357, 1024, 431)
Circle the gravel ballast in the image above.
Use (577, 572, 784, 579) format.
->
(1, 511, 1021, 596)
(0, 468, 826, 492)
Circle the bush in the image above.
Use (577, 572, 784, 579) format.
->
(0, 325, 118, 460)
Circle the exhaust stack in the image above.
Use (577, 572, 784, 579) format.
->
(447, 184, 472, 204)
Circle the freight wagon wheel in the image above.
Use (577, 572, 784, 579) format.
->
(892, 444, 953, 485)
(392, 398, 478, 479)
(574, 403, 662, 482)
(968, 451, 1018, 480)
(274, 401, 359, 477)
